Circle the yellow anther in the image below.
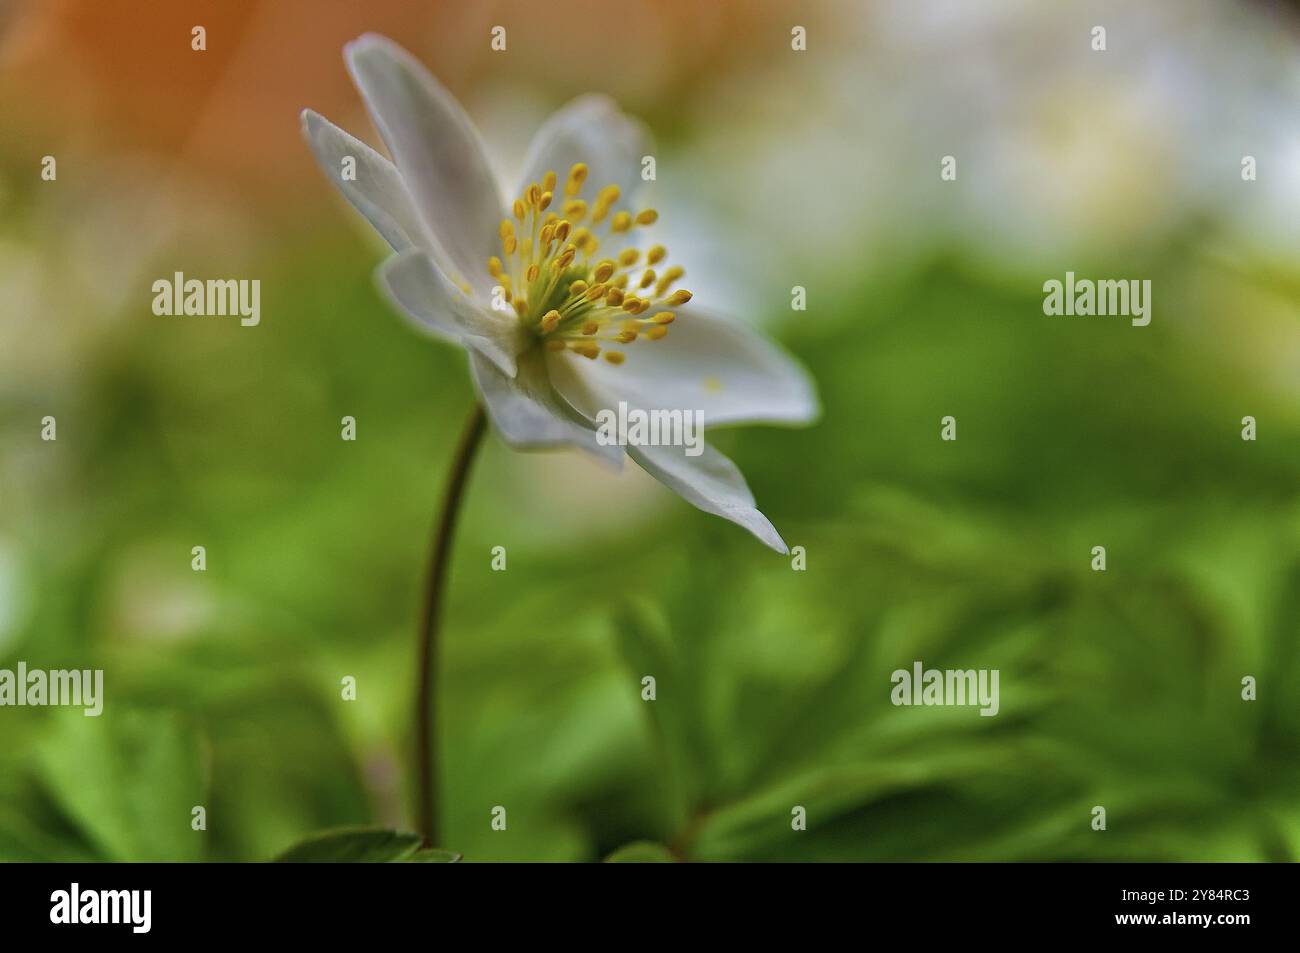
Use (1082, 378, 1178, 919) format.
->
(526, 264, 540, 282)
(513, 200, 526, 221)
(554, 220, 572, 242)
(581, 234, 600, 254)
(504, 236, 517, 255)
(615, 330, 637, 344)
(539, 190, 553, 211)
(527, 184, 542, 207)
(639, 269, 656, 289)
(541, 309, 562, 333)
(610, 211, 632, 233)
(542, 170, 557, 193)
(605, 288, 625, 307)
(618, 248, 640, 267)
(545, 339, 566, 352)
(585, 283, 607, 301)
(488, 256, 504, 277)
(500, 219, 515, 239)
(635, 209, 658, 225)
(646, 245, 666, 265)
(569, 280, 588, 297)
(591, 185, 620, 223)
(666, 289, 693, 305)
(652, 311, 675, 324)
(604, 350, 626, 365)
(513, 298, 529, 317)
(622, 296, 641, 312)
(571, 341, 600, 359)
(565, 163, 588, 196)
(654, 265, 683, 296)
(563, 199, 587, 220)
(593, 261, 616, 282)
(645, 325, 668, 340)
(540, 223, 555, 245)
(581, 320, 599, 335)
(612, 273, 629, 290)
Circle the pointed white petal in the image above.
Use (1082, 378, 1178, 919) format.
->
(627, 441, 788, 553)
(344, 34, 502, 297)
(377, 249, 520, 377)
(548, 309, 819, 428)
(300, 109, 423, 252)
(470, 348, 623, 466)
(517, 94, 652, 209)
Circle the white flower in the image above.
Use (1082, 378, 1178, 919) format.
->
(301, 34, 817, 552)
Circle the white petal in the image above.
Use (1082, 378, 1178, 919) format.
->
(300, 109, 423, 252)
(548, 309, 819, 428)
(378, 250, 521, 377)
(627, 442, 788, 553)
(517, 94, 652, 208)
(345, 34, 502, 297)
(470, 348, 623, 466)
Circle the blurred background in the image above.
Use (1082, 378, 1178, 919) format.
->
(1, 0, 1299, 862)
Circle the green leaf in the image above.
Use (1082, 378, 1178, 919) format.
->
(274, 827, 427, 862)
(36, 709, 206, 862)
(603, 840, 676, 863)
(406, 848, 462, 863)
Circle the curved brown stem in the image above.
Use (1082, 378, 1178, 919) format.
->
(414, 402, 487, 847)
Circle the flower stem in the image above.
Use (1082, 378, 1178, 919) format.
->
(414, 401, 487, 847)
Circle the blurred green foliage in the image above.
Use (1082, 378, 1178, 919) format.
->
(1, 217, 1298, 862)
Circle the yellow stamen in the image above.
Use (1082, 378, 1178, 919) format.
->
(565, 163, 588, 196)
(486, 159, 696, 367)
